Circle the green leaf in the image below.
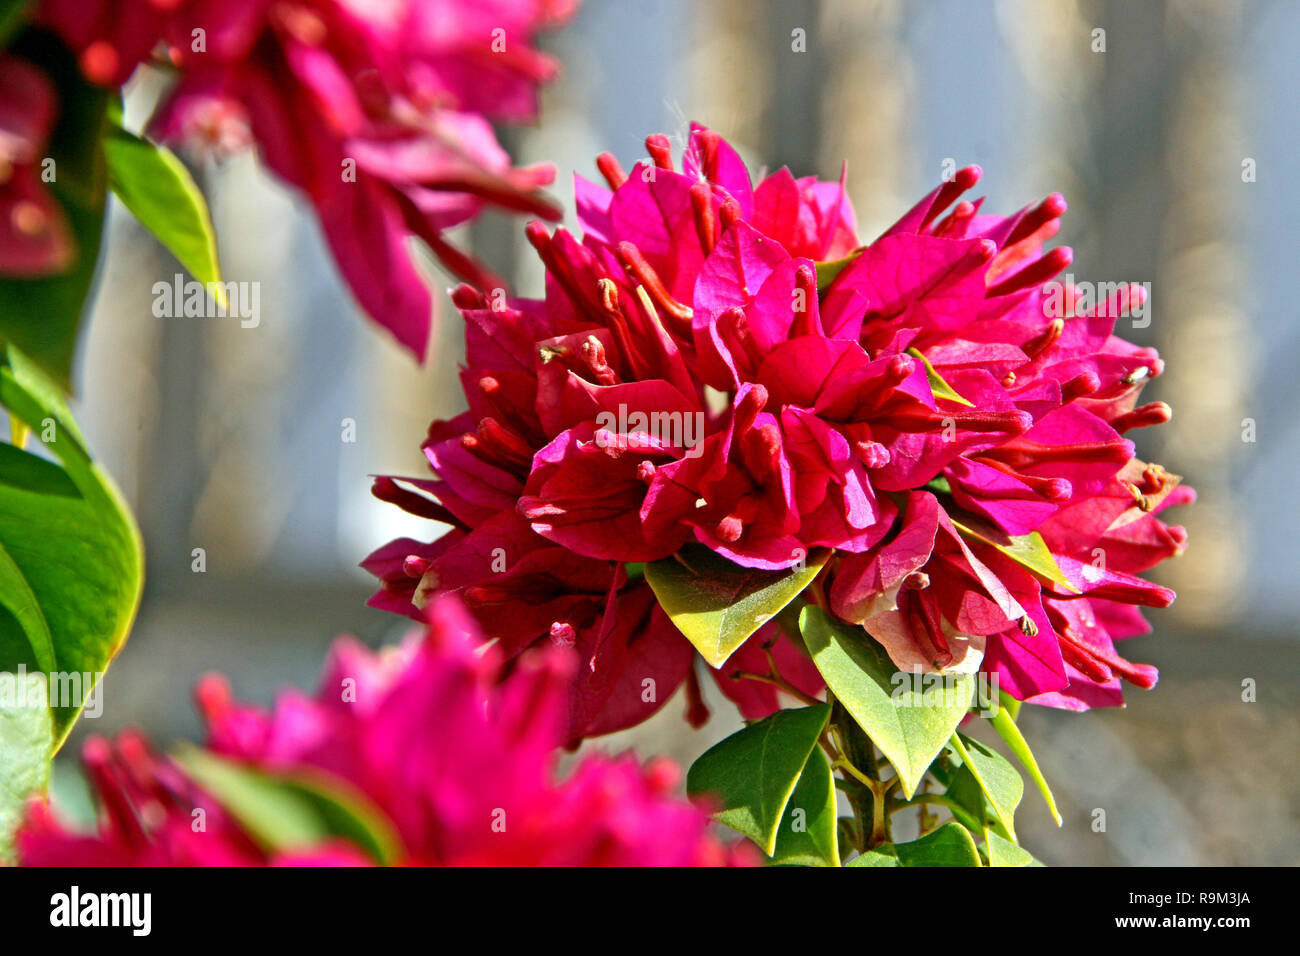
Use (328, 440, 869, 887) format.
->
(989, 699, 1061, 826)
(799, 606, 973, 798)
(949, 733, 1022, 843)
(985, 830, 1038, 867)
(950, 515, 1077, 593)
(769, 747, 839, 867)
(104, 121, 222, 292)
(814, 249, 862, 292)
(906, 347, 974, 407)
(0, 32, 109, 388)
(0, 344, 143, 745)
(645, 544, 827, 668)
(177, 747, 403, 865)
(924, 475, 953, 496)
(927, 752, 984, 830)
(846, 845, 900, 867)
(686, 703, 829, 856)
(895, 822, 982, 867)
(0, 670, 53, 863)
(1000, 690, 1021, 721)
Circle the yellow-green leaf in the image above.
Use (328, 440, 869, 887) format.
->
(0, 344, 143, 746)
(989, 698, 1061, 826)
(0, 670, 53, 863)
(986, 830, 1038, 867)
(906, 347, 974, 406)
(645, 545, 827, 668)
(949, 732, 1022, 843)
(951, 515, 1077, 593)
(800, 606, 973, 799)
(105, 121, 222, 293)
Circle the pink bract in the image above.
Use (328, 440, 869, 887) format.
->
(36, 0, 576, 359)
(0, 55, 74, 275)
(19, 597, 741, 867)
(368, 123, 1189, 723)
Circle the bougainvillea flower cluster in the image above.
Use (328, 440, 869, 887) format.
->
(35, 0, 576, 357)
(19, 597, 737, 866)
(369, 123, 1190, 737)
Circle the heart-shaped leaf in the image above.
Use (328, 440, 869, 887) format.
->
(645, 545, 827, 667)
(177, 747, 403, 865)
(105, 115, 222, 291)
(686, 703, 829, 856)
(800, 606, 973, 798)
(769, 746, 838, 867)
(0, 670, 53, 863)
(0, 344, 144, 745)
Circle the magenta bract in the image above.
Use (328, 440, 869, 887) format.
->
(368, 123, 1190, 733)
(19, 597, 738, 866)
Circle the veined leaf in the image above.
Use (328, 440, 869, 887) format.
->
(800, 606, 972, 798)
(104, 116, 222, 294)
(645, 544, 827, 668)
(949, 732, 1022, 843)
(769, 746, 839, 867)
(894, 822, 982, 867)
(0, 344, 143, 745)
(686, 703, 829, 856)
(986, 830, 1038, 867)
(0, 670, 53, 863)
(847, 845, 900, 867)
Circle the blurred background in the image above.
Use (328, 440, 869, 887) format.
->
(50, 0, 1297, 864)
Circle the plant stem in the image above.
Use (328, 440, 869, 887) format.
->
(730, 670, 822, 708)
(890, 792, 963, 816)
(831, 749, 895, 847)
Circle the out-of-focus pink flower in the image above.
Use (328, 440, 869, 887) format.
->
(35, 0, 575, 359)
(17, 729, 270, 866)
(37, 0, 187, 87)
(0, 55, 74, 275)
(19, 597, 742, 867)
